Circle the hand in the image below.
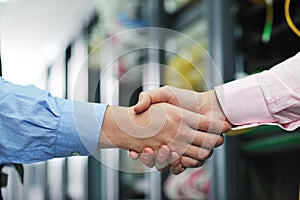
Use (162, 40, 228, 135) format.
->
(99, 103, 228, 168)
(129, 86, 231, 174)
(134, 86, 227, 121)
(134, 145, 206, 175)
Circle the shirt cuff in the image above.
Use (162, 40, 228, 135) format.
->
(215, 74, 275, 126)
(55, 99, 107, 157)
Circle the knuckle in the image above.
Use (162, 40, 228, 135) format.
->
(162, 85, 171, 91)
(161, 86, 170, 96)
(168, 129, 179, 140)
(206, 135, 218, 147)
(139, 91, 145, 98)
(200, 120, 211, 131)
(198, 149, 210, 160)
(173, 112, 183, 123)
(205, 120, 212, 130)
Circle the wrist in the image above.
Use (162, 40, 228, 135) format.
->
(197, 90, 229, 122)
(98, 105, 115, 149)
(99, 106, 145, 151)
(211, 89, 228, 121)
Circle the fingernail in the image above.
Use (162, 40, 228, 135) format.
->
(128, 153, 135, 159)
(144, 148, 153, 154)
(143, 149, 152, 159)
(159, 146, 168, 157)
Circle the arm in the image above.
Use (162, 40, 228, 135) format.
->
(216, 52, 300, 130)
(0, 77, 106, 164)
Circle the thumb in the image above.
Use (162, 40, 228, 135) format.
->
(133, 92, 151, 113)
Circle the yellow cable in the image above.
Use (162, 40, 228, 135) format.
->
(298, 181, 300, 200)
(285, 0, 300, 37)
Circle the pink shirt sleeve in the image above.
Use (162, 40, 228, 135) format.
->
(215, 52, 300, 131)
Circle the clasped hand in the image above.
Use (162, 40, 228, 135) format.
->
(99, 86, 231, 175)
(127, 86, 231, 174)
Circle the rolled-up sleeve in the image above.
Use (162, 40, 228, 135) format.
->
(0, 77, 107, 164)
(215, 52, 300, 131)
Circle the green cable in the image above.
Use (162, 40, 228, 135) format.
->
(262, 21, 273, 43)
(262, 0, 274, 43)
(242, 132, 300, 153)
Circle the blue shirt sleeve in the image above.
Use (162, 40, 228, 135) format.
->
(0, 77, 107, 164)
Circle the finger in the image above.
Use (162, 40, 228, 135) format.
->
(128, 150, 140, 160)
(133, 87, 174, 114)
(220, 121, 232, 133)
(171, 166, 186, 175)
(170, 152, 186, 175)
(134, 92, 152, 113)
(183, 109, 230, 133)
(223, 121, 232, 132)
(156, 164, 170, 172)
(181, 128, 224, 149)
(192, 132, 224, 148)
(155, 145, 171, 170)
(180, 156, 205, 168)
(183, 145, 213, 161)
(140, 147, 155, 168)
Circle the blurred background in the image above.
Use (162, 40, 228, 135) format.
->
(0, 0, 300, 199)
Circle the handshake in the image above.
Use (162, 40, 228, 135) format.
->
(99, 86, 232, 175)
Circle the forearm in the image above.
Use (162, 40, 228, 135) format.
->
(99, 105, 128, 149)
(215, 52, 300, 130)
(0, 77, 107, 164)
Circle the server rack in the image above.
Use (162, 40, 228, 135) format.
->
(149, 1, 227, 200)
(226, 0, 300, 199)
(150, 0, 300, 200)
